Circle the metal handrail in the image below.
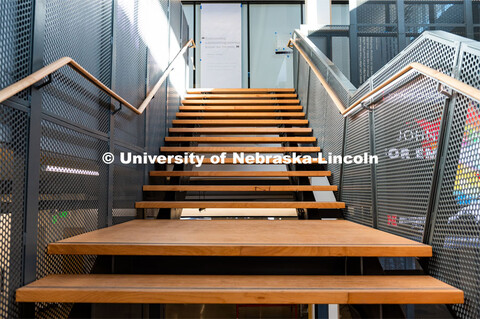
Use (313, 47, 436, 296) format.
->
(0, 39, 196, 115)
(289, 37, 480, 117)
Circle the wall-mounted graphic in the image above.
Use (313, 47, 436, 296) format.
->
(200, 3, 242, 88)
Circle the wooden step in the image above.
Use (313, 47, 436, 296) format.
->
(160, 146, 320, 153)
(135, 201, 345, 209)
(179, 105, 303, 111)
(16, 274, 463, 305)
(46, 220, 432, 257)
(175, 112, 306, 118)
(200, 158, 324, 164)
(172, 119, 308, 126)
(187, 88, 296, 94)
(143, 185, 338, 192)
(164, 137, 317, 143)
(150, 171, 331, 177)
(185, 94, 298, 99)
(169, 127, 312, 134)
(182, 99, 300, 105)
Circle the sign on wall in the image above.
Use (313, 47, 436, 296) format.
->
(200, 3, 242, 88)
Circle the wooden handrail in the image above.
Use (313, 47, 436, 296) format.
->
(289, 38, 480, 117)
(288, 38, 346, 114)
(0, 39, 195, 115)
(342, 62, 480, 116)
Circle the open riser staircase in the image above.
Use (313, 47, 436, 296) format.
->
(16, 88, 463, 318)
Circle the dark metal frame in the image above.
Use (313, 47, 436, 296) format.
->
(0, 0, 191, 317)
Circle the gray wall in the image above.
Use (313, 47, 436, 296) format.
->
(0, 1, 189, 317)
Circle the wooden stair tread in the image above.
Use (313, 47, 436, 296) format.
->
(46, 220, 433, 257)
(169, 127, 312, 134)
(135, 201, 345, 209)
(172, 119, 308, 126)
(160, 146, 320, 153)
(164, 136, 317, 143)
(143, 185, 338, 191)
(16, 274, 462, 304)
(200, 158, 324, 164)
(182, 99, 300, 105)
(149, 171, 330, 177)
(185, 94, 298, 99)
(187, 88, 296, 94)
(179, 105, 304, 111)
(175, 112, 306, 118)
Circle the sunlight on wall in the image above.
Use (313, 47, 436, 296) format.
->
(138, 0, 171, 71)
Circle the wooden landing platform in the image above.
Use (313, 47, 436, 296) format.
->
(48, 220, 432, 257)
(16, 274, 463, 305)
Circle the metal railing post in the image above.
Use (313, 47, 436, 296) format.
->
(22, 0, 46, 303)
(369, 110, 378, 229)
(422, 93, 456, 245)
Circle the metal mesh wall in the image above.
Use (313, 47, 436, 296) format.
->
(293, 23, 480, 319)
(307, 76, 327, 150)
(354, 0, 398, 85)
(166, 0, 185, 131)
(341, 111, 374, 226)
(0, 0, 190, 317)
(296, 55, 310, 113)
(374, 74, 447, 240)
(427, 41, 480, 319)
(371, 32, 459, 88)
(323, 99, 345, 189)
(297, 37, 355, 108)
(42, 0, 113, 133)
(0, 2, 34, 317)
(0, 104, 29, 319)
(112, 146, 143, 225)
(350, 0, 471, 87)
(428, 92, 480, 319)
(36, 120, 109, 318)
(0, 0, 34, 104)
(113, 0, 147, 148)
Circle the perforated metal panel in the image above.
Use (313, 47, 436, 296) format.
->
(374, 74, 446, 240)
(323, 100, 345, 189)
(296, 55, 310, 111)
(427, 42, 480, 319)
(0, 0, 34, 104)
(429, 93, 480, 319)
(351, 80, 371, 105)
(42, 0, 112, 133)
(373, 33, 459, 88)
(113, 146, 143, 225)
(357, 0, 397, 24)
(0, 104, 28, 319)
(357, 35, 398, 85)
(0, 0, 191, 316)
(36, 120, 108, 318)
(296, 34, 355, 108)
(349, 0, 470, 86)
(341, 111, 373, 226)
(307, 75, 327, 150)
(113, 0, 147, 147)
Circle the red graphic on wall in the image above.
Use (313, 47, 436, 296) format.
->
(387, 215, 398, 226)
(415, 118, 442, 151)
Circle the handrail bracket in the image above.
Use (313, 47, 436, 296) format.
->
(112, 103, 123, 115)
(437, 82, 452, 99)
(34, 74, 53, 90)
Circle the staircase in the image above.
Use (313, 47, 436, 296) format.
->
(137, 87, 343, 219)
(16, 88, 463, 317)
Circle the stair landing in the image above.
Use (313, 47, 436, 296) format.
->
(47, 219, 432, 257)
